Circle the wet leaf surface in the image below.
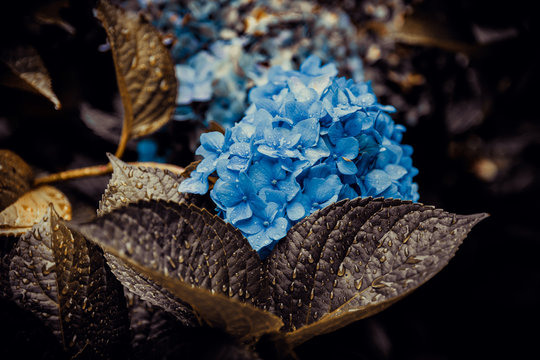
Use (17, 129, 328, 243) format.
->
(0, 149, 33, 211)
(77, 197, 486, 346)
(98, 154, 213, 216)
(8, 205, 129, 358)
(95, 0, 177, 153)
(0, 185, 71, 236)
(273, 198, 488, 345)
(77, 200, 283, 342)
(0, 45, 61, 110)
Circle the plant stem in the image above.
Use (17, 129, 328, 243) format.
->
(34, 163, 113, 186)
(33, 162, 186, 186)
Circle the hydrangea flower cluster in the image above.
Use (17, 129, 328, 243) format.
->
(179, 56, 419, 257)
(128, 0, 372, 126)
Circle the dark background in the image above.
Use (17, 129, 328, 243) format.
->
(1, 0, 539, 359)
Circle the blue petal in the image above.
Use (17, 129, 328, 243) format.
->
(277, 175, 300, 201)
(248, 159, 274, 190)
(177, 171, 209, 195)
(228, 202, 253, 224)
(295, 118, 320, 148)
(365, 169, 392, 195)
(337, 158, 358, 175)
(385, 164, 407, 180)
(287, 201, 306, 221)
(235, 216, 264, 235)
(247, 232, 273, 253)
(336, 137, 359, 159)
(266, 217, 289, 240)
(213, 181, 242, 207)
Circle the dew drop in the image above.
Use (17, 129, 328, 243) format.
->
(135, 182, 143, 189)
(159, 79, 169, 91)
(337, 263, 345, 277)
(53, 224, 60, 231)
(21, 278, 30, 285)
(330, 291, 334, 300)
(292, 268, 297, 279)
(297, 299, 302, 307)
(178, 255, 184, 264)
(184, 241, 190, 249)
(307, 254, 314, 264)
(289, 282, 294, 292)
(313, 311, 318, 319)
(380, 256, 386, 263)
(222, 284, 227, 292)
(279, 302, 284, 310)
(309, 288, 315, 300)
(354, 278, 362, 290)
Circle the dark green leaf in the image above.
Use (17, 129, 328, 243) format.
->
(76, 200, 283, 342)
(0, 149, 33, 211)
(9, 205, 129, 358)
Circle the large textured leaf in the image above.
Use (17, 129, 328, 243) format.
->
(0, 149, 33, 211)
(0, 185, 71, 236)
(95, 0, 177, 156)
(0, 45, 61, 109)
(98, 154, 212, 216)
(78, 197, 486, 346)
(270, 197, 488, 345)
(77, 200, 282, 342)
(8, 206, 129, 358)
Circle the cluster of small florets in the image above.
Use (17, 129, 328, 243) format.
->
(130, 0, 367, 126)
(179, 56, 419, 256)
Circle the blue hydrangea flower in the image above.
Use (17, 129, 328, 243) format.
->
(137, 139, 167, 163)
(179, 56, 419, 258)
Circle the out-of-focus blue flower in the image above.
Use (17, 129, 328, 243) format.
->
(137, 139, 167, 163)
(175, 51, 216, 105)
(180, 56, 419, 257)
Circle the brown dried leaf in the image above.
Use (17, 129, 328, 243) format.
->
(0, 185, 71, 236)
(95, 0, 177, 154)
(0, 45, 61, 110)
(0, 149, 33, 211)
